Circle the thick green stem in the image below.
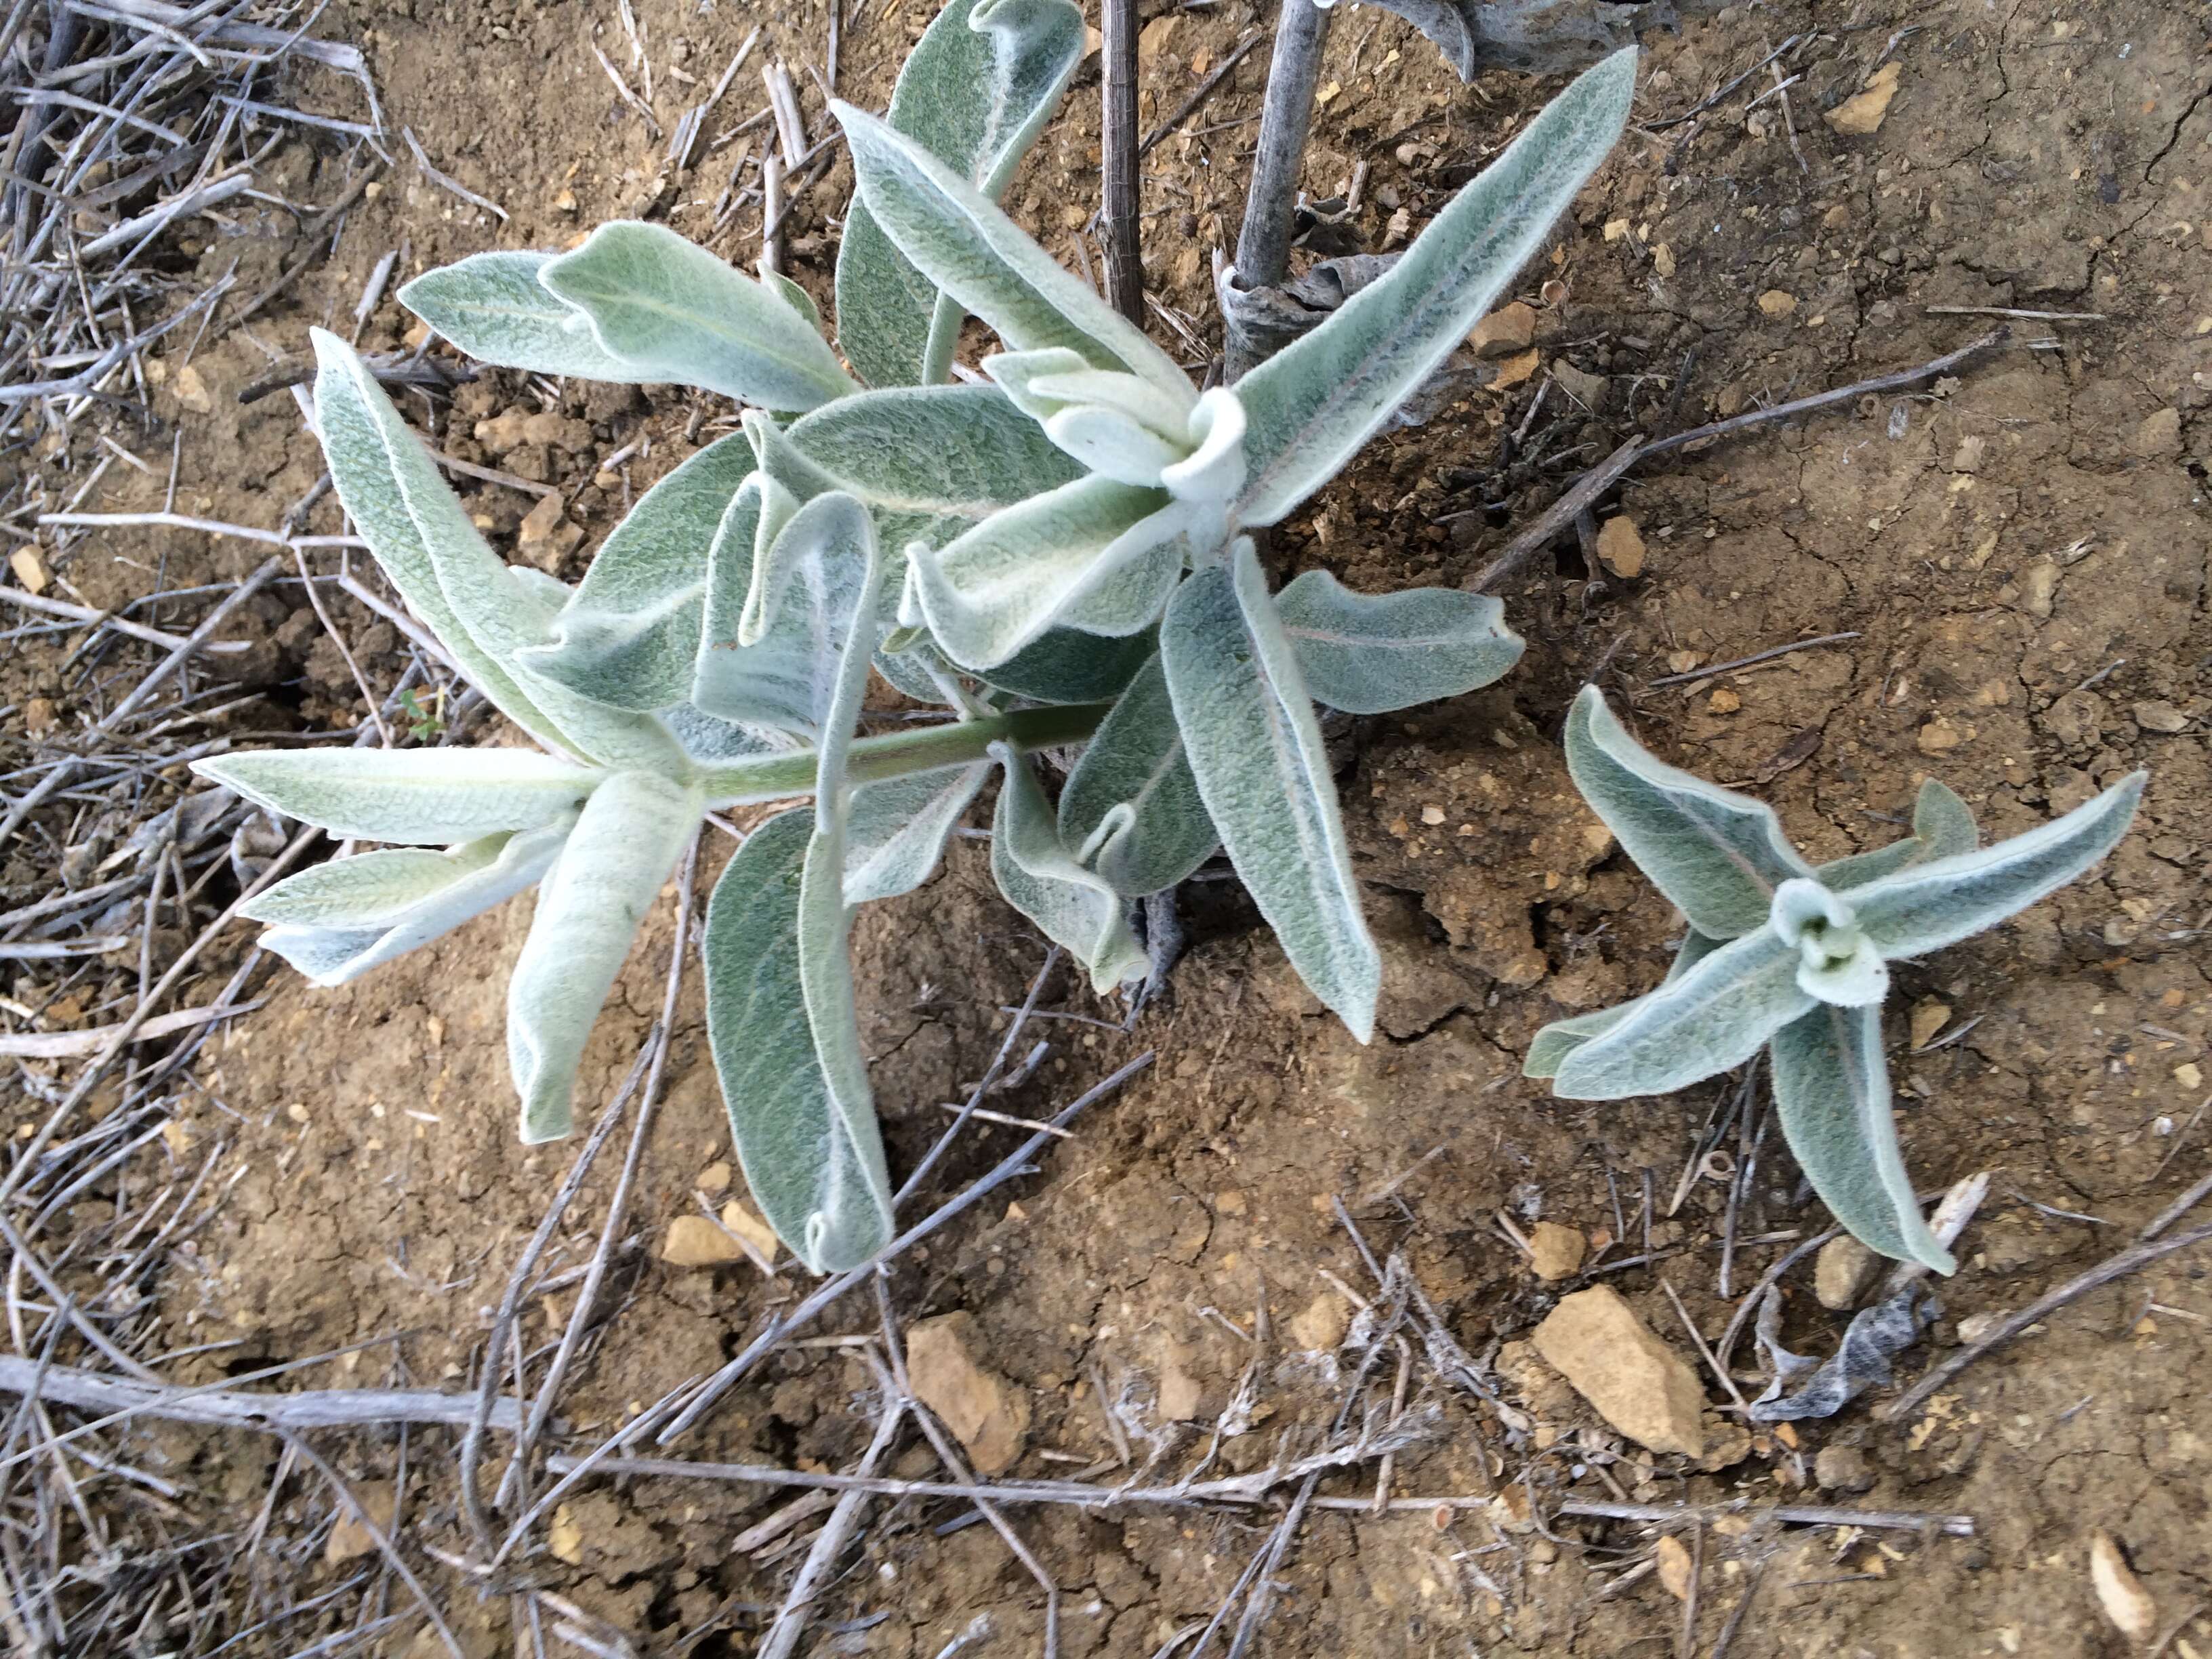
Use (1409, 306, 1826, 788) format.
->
(695, 703, 1109, 807)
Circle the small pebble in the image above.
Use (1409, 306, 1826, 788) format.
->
(1815, 1443, 1876, 1493)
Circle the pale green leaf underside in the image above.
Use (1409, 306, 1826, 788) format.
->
(398, 251, 640, 381)
(1548, 927, 1811, 1099)
(836, 0, 1086, 388)
(1769, 1004, 1952, 1271)
(253, 820, 572, 988)
(1058, 653, 1216, 897)
(1233, 47, 1637, 527)
(695, 487, 882, 737)
(705, 809, 895, 1273)
(1275, 569, 1525, 714)
(1161, 543, 1378, 1040)
(508, 771, 699, 1143)
(540, 222, 857, 411)
(845, 764, 991, 903)
(194, 748, 598, 844)
(1566, 686, 1814, 939)
(990, 747, 1148, 992)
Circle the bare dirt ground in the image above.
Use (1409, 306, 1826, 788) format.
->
(5, 0, 2211, 1653)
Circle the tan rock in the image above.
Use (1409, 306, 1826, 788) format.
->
(1815, 1443, 1875, 1493)
(1526, 1221, 1587, 1282)
(9, 547, 48, 595)
(1908, 998, 1951, 1050)
(1655, 1532, 1695, 1600)
(2129, 407, 2182, 459)
(1551, 360, 1607, 407)
(474, 407, 533, 453)
(2021, 557, 2060, 619)
(1652, 243, 1676, 279)
(695, 1160, 733, 1195)
(2090, 1532, 2156, 1643)
(1530, 1285, 1706, 1456)
(1288, 1290, 1349, 1353)
(1157, 1343, 1203, 1421)
(173, 363, 215, 414)
(1824, 61, 1901, 136)
(548, 1503, 585, 1565)
(516, 492, 582, 571)
(1814, 1236, 1881, 1311)
(2133, 700, 2190, 735)
(1707, 688, 1741, 716)
(1595, 516, 1645, 579)
(23, 697, 56, 738)
(1489, 348, 1541, 390)
(1468, 301, 1537, 358)
(661, 1214, 746, 1268)
(719, 1198, 779, 1263)
(907, 1312, 1031, 1473)
(1916, 717, 1965, 754)
(1757, 289, 1798, 319)
(324, 1481, 397, 1565)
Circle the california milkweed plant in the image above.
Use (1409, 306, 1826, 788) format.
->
(1527, 688, 2144, 1271)
(192, 12, 1637, 1271)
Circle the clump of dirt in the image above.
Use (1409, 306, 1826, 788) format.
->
(7, 0, 2209, 1654)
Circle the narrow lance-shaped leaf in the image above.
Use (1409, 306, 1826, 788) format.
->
(1851, 773, 2144, 961)
(1233, 47, 1637, 526)
(193, 748, 598, 844)
(1819, 777, 1979, 890)
(787, 495, 899, 1273)
(1523, 927, 1718, 1078)
(310, 331, 684, 773)
(249, 819, 573, 987)
(1547, 928, 1813, 1100)
(1769, 1004, 1953, 1271)
(508, 771, 701, 1142)
(522, 434, 758, 711)
(1274, 570, 1525, 714)
(539, 222, 857, 411)
(836, 0, 1088, 388)
(1058, 653, 1216, 897)
(309, 329, 569, 756)
(398, 251, 640, 382)
(705, 809, 897, 1272)
(989, 743, 1148, 992)
(1564, 685, 1813, 938)
(832, 99, 1195, 403)
(1160, 540, 1379, 1040)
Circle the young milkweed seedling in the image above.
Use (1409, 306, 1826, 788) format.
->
(192, 22, 1639, 1273)
(1526, 687, 2145, 1271)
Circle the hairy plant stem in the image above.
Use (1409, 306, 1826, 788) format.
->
(696, 701, 1109, 806)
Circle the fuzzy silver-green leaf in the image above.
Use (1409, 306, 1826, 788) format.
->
(1769, 1004, 1952, 1271)
(836, 0, 1087, 388)
(1161, 541, 1378, 1039)
(539, 222, 857, 411)
(1275, 570, 1524, 715)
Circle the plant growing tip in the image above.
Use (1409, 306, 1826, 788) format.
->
(201, 23, 1635, 1271)
(1530, 686, 2146, 1271)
